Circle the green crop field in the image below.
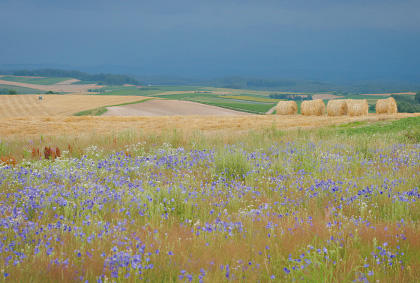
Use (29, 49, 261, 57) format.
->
(92, 86, 165, 96)
(222, 95, 280, 103)
(0, 76, 74, 85)
(0, 84, 44, 94)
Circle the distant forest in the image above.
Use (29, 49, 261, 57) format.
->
(392, 93, 420, 113)
(269, 93, 313, 100)
(2, 69, 140, 86)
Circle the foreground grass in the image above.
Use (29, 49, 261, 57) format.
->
(0, 118, 420, 282)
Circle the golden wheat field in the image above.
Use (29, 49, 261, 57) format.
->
(0, 95, 149, 118)
(1, 113, 420, 138)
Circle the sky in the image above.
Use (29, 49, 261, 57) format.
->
(1, 0, 420, 80)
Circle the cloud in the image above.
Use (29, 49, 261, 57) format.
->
(1, 0, 420, 32)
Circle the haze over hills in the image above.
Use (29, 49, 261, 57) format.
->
(1, 64, 420, 94)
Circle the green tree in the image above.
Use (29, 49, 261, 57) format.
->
(415, 91, 420, 104)
(8, 89, 17, 95)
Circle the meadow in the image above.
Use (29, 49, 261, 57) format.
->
(1, 114, 420, 282)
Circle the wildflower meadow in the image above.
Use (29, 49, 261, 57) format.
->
(1, 117, 420, 282)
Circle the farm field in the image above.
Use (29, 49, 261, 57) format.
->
(2, 75, 412, 115)
(0, 95, 149, 118)
(1, 113, 419, 139)
(1, 114, 420, 282)
(0, 84, 45, 94)
(0, 78, 103, 93)
(0, 76, 74, 85)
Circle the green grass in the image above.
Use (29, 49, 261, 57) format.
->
(0, 84, 45, 94)
(0, 76, 73, 85)
(222, 95, 280, 103)
(332, 116, 420, 142)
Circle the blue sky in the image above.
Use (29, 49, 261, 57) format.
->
(1, 0, 420, 80)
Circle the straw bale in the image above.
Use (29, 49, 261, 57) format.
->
(327, 100, 348, 116)
(376, 97, 398, 114)
(301, 99, 326, 116)
(275, 101, 298, 115)
(347, 99, 368, 116)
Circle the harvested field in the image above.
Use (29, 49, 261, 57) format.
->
(55, 79, 80, 85)
(0, 95, 149, 118)
(1, 113, 419, 138)
(0, 79, 103, 93)
(102, 99, 252, 116)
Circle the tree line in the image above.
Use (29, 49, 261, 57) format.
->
(268, 93, 313, 100)
(392, 92, 420, 113)
(0, 88, 17, 94)
(10, 69, 140, 86)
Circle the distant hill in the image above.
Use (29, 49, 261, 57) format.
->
(0, 69, 140, 86)
(133, 75, 420, 94)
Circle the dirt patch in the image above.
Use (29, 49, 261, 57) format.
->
(313, 94, 344, 100)
(102, 100, 252, 116)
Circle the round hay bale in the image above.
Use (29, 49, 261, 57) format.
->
(301, 99, 326, 116)
(376, 97, 397, 114)
(347, 99, 368, 116)
(327, 100, 348, 116)
(275, 101, 298, 115)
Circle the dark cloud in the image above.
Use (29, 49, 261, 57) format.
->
(1, 0, 419, 79)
